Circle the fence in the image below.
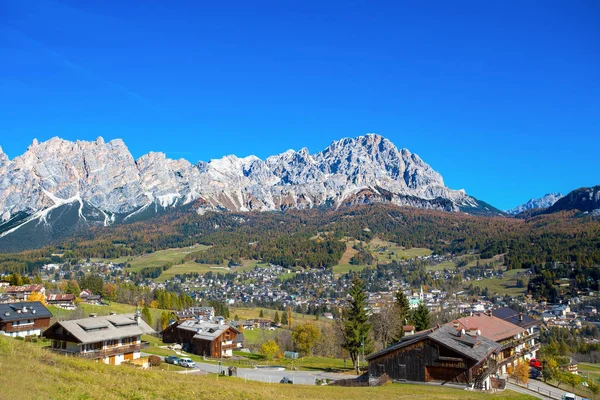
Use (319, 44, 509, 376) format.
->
(506, 377, 565, 400)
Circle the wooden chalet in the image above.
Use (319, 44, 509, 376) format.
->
(0, 301, 52, 337)
(43, 312, 154, 365)
(367, 325, 500, 390)
(161, 319, 239, 358)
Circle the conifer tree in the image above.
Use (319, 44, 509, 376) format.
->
(410, 302, 430, 331)
(341, 277, 372, 374)
(274, 311, 280, 324)
(281, 310, 289, 325)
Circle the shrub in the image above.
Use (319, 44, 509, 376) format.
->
(148, 355, 161, 367)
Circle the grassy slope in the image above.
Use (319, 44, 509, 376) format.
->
(0, 336, 534, 400)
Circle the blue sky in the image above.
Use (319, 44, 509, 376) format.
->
(1, 0, 598, 210)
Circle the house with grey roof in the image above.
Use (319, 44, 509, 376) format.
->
(43, 312, 154, 365)
(0, 301, 53, 337)
(161, 319, 240, 358)
(367, 325, 501, 390)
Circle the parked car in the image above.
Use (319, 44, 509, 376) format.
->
(165, 356, 180, 365)
(529, 367, 541, 379)
(562, 393, 576, 400)
(280, 377, 293, 384)
(178, 357, 196, 368)
(529, 358, 542, 369)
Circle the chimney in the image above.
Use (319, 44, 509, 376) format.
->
(519, 313, 523, 322)
(135, 309, 141, 326)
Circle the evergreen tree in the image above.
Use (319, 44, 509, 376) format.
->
(410, 302, 430, 331)
(274, 311, 280, 324)
(341, 277, 372, 374)
(281, 310, 289, 325)
(142, 305, 152, 326)
(259, 309, 264, 318)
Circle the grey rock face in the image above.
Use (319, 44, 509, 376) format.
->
(0, 134, 477, 223)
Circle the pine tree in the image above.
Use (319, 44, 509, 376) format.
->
(281, 310, 289, 325)
(341, 277, 372, 374)
(259, 309, 264, 318)
(142, 305, 152, 326)
(410, 302, 430, 331)
(393, 290, 411, 341)
(274, 311, 280, 324)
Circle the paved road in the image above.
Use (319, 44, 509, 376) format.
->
(505, 383, 549, 399)
(506, 377, 573, 400)
(144, 353, 350, 385)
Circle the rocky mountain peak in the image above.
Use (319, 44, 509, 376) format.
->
(0, 134, 487, 232)
(508, 192, 564, 214)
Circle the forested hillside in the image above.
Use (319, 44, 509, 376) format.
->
(1, 204, 599, 277)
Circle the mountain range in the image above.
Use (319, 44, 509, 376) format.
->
(0, 134, 596, 251)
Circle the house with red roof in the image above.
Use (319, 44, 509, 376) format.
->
(451, 311, 540, 374)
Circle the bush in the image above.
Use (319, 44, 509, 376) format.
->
(148, 355, 161, 367)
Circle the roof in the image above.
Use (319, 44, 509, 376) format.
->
(367, 325, 499, 363)
(45, 314, 155, 344)
(492, 307, 539, 328)
(6, 285, 44, 293)
(47, 294, 75, 302)
(170, 320, 239, 341)
(452, 314, 525, 342)
(0, 302, 53, 322)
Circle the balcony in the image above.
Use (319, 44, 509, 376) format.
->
(221, 343, 237, 350)
(499, 332, 540, 352)
(46, 342, 150, 359)
(5, 324, 38, 333)
(497, 343, 541, 366)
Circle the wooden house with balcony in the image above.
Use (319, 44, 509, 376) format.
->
(161, 319, 240, 358)
(452, 312, 540, 375)
(0, 301, 52, 337)
(367, 325, 500, 390)
(43, 312, 154, 365)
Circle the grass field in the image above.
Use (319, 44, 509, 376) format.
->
(333, 238, 432, 274)
(120, 244, 210, 272)
(426, 261, 456, 272)
(579, 363, 600, 383)
(370, 238, 433, 263)
(0, 335, 536, 400)
(154, 259, 272, 282)
(466, 268, 529, 296)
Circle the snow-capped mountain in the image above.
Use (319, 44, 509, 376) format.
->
(0, 134, 497, 248)
(508, 193, 563, 214)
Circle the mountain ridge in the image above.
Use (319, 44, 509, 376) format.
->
(0, 134, 503, 250)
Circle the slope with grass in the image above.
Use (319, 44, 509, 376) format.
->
(0, 335, 535, 400)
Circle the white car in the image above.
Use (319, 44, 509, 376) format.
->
(178, 357, 196, 368)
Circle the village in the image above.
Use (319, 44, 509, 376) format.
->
(1, 254, 599, 400)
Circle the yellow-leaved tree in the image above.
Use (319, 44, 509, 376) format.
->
(260, 340, 280, 361)
(510, 360, 529, 385)
(28, 291, 46, 305)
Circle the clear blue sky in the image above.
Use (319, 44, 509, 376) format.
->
(1, 0, 598, 210)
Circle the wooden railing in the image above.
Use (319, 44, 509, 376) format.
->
(46, 342, 149, 359)
(499, 332, 540, 351)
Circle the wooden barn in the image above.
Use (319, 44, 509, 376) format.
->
(367, 325, 500, 389)
(161, 319, 239, 358)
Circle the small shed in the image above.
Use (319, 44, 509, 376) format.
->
(284, 351, 299, 360)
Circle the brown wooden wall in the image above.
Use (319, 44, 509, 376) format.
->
(0, 317, 51, 333)
(368, 338, 476, 383)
